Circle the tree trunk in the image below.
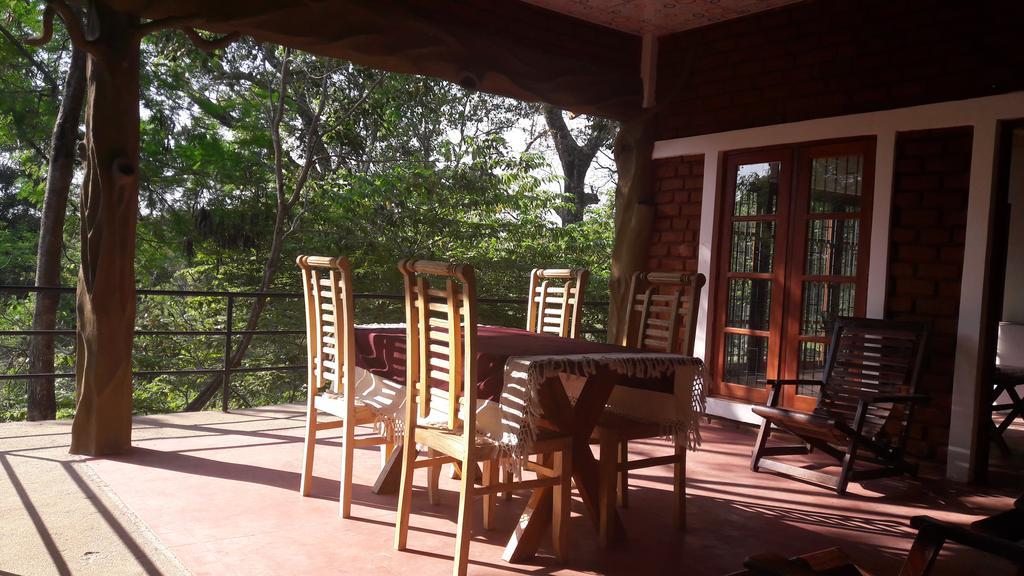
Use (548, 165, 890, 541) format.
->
(185, 49, 316, 412)
(609, 116, 656, 345)
(70, 5, 140, 455)
(182, 212, 290, 412)
(542, 105, 614, 226)
(27, 43, 87, 421)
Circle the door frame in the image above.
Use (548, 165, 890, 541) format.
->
(710, 137, 875, 410)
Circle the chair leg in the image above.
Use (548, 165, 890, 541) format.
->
(552, 445, 572, 563)
(899, 525, 945, 576)
(991, 417, 1013, 456)
(501, 465, 512, 501)
(598, 431, 618, 548)
(617, 439, 629, 508)
(837, 439, 860, 497)
(428, 449, 442, 505)
(300, 408, 318, 496)
(339, 416, 356, 518)
(482, 460, 498, 531)
(673, 436, 687, 531)
(750, 418, 772, 472)
(394, 438, 418, 551)
(453, 456, 476, 576)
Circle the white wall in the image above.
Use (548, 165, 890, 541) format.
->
(1003, 129, 1024, 323)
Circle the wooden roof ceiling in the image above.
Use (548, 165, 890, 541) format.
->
(521, 0, 803, 36)
(105, 0, 644, 119)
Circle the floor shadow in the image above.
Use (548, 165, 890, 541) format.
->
(0, 454, 71, 576)
(101, 446, 302, 492)
(61, 462, 166, 575)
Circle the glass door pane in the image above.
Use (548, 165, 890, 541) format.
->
(782, 141, 874, 410)
(716, 153, 791, 403)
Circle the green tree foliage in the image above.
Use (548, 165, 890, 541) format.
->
(0, 16, 617, 420)
(0, 0, 80, 420)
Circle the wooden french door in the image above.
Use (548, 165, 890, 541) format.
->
(713, 139, 875, 410)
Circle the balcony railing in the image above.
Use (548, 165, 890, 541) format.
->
(0, 285, 608, 418)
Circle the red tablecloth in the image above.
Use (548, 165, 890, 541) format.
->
(354, 325, 674, 402)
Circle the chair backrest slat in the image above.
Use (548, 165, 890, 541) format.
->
(400, 259, 478, 434)
(526, 268, 589, 339)
(621, 271, 706, 355)
(297, 255, 356, 399)
(817, 317, 928, 441)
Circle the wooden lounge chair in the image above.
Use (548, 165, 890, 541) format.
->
(750, 317, 928, 496)
(592, 271, 705, 546)
(393, 260, 573, 576)
(525, 267, 589, 339)
(296, 255, 394, 518)
(727, 495, 1024, 576)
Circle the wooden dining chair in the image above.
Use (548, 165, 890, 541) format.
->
(525, 268, 590, 339)
(593, 271, 705, 546)
(297, 255, 394, 518)
(750, 317, 928, 496)
(393, 260, 573, 576)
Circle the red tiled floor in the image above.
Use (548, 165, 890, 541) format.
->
(86, 405, 1023, 575)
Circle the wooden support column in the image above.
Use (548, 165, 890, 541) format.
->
(26, 0, 236, 455)
(609, 116, 657, 344)
(70, 3, 141, 455)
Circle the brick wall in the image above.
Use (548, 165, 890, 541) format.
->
(655, 0, 1024, 140)
(885, 127, 973, 459)
(646, 155, 704, 274)
(648, 130, 972, 459)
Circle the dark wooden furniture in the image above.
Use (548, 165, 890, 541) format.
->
(593, 271, 705, 546)
(727, 496, 1024, 576)
(750, 317, 928, 496)
(990, 365, 1024, 455)
(391, 260, 573, 576)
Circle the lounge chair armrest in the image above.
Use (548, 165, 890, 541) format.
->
(908, 515, 1024, 565)
(764, 379, 823, 389)
(865, 393, 929, 404)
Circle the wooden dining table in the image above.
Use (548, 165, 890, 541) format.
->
(354, 324, 703, 560)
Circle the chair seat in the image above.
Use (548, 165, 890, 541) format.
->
(415, 425, 570, 462)
(751, 405, 847, 445)
(313, 393, 379, 423)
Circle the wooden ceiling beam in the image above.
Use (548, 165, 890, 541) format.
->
(105, 0, 644, 119)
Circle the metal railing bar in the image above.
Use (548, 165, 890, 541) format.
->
(136, 330, 306, 336)
(1, 330, 77, 336)
(0, 285, 608, 403)
(0, 365, 305, 381)
(0, 285, 609, 306)
(0, 372, 76, 380)
(1, 330, 306, 336)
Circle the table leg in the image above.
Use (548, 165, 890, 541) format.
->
(502, 372, 626, 561)
(502, 486, 553, 562)
(372, 445, 406, 495)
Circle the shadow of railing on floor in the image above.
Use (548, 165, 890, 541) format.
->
(60, 461, 167, 574)
(0, 454, 72, 575)
(1, 451, 172, 575)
